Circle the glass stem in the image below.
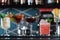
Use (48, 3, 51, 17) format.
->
(56, 18, 58, 36)
(5, 29, 8, 36)
(30, 23, 33, 36)
(6, 30, 8, 34)
(23, 30, 25, 36)
(17, 24, 21, 36)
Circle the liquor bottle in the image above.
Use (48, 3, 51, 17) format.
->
(56, 0, 59, 3)
(54, 0, 60, 3)
(28, 0, 33, 5)
(33, 0, 35, 5)
(47, 0, 54, 4)
(20, 0, 26, 5)
(35, 0, 43, 5)
(11, 0, 13, 5)
(0, 0, 2, 5)
(13, 0, 20, 5)
(59, 0, 60, 3)
(5, 0, 10, 5)
(7, 0, 10, 5)
(2, 0, 5, 5)
(25, 0, 28, 5)
(35, 0, 38, 5)
(5, 0, 7, 5)
(20, 0, 23, 5)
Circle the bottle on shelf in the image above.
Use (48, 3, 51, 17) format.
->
(20, 0, 26, 5)
(27, 0, 33, 5)
(56, 0, 59, 3)
(13, 0, 20, 5)
(47, 0, 54, 4)
(0, 0, 2, 5)
(7, 0, 10, 5)
(5, 0, 7, 5)
(59, 0, 60, 3)
(2, 0, 5, 5)
(35, 0, 43, 5)
(25, 0, 28, 5)
(5, 0, 10, 5)
(54, 0, 59, 4)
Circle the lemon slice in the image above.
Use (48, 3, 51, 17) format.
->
(52, 8, 59, 17)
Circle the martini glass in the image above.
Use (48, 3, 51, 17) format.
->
(0, 13, 10, 36)
(13, 14, 24, 36)
(52, 8, 60, 36)
(25, 16, 36, 36)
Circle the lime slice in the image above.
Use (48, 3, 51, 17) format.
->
(46, 18, 52, 23)
(10, 17, 15, 22)
(52, 8, 59, 17)
(0, 13, 6, 18)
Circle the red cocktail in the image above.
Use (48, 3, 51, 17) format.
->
(13, 14, 24, 36)
(14, 14, 24, 24)
(25, 16, 36, 36)
(26, 17, 36, 23)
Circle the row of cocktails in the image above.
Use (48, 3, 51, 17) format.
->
(0, 12, 38, 36)
(0, 8, 60, 36)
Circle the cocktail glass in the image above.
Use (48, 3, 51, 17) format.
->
(1, 13, 10, 36)
(52, 8, 59, 22)
(13, 14, 24, 36)
(52, 8, 60, 36)
(25, 16, 36, 36)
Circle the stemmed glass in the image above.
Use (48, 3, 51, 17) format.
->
(25, 16, 36, 36)
(52, 8, 60, 36)
(1, 13, 10, 36)
(13, 13, 24, 36)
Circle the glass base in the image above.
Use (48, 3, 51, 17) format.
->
(29, 35, 35, 36)
(1, 34, 10, 36)
(18, 34, 22, 36)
